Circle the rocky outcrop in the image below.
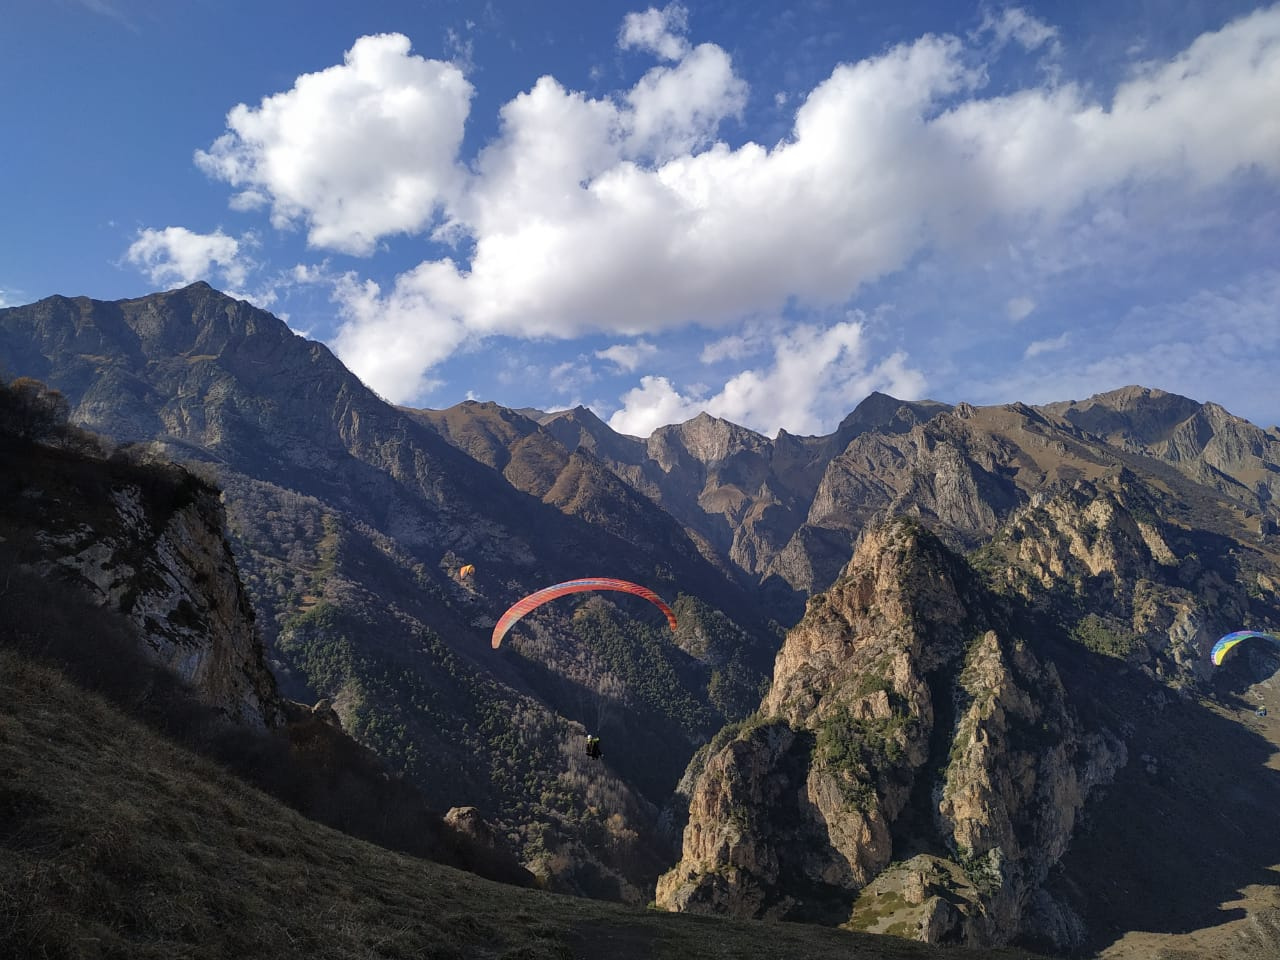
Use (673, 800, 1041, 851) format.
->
(1042, 386, 1280, 513)
(537, 396, 951, 593)
(935, 630, 1124, 941)
(657, 518, 1126, 947)
(767, 402, 1119, 593)
(443, 805, 515, 860)
(1, 435, 283, 728)
(117, 483, 282, 728)
(975, 469, 1265, 689)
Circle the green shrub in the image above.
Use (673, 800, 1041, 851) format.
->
(1070, 613, 1137, 658)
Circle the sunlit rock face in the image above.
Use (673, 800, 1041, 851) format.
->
(657, 517, 1128, 947)
(31, 473, 284, 729)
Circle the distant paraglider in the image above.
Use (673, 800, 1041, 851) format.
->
(458, 564, 475, 579)
(491, 578, 678, 649)
(1211, 630, 1280, 666)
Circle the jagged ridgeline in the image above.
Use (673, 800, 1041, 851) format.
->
(0, 284, 782, 899)
(5, 283, 1280, 956)
(658, 487, 1280, 953)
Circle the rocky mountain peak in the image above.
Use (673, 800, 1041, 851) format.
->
(539, 404, 646, 464)
(658, 510, 1136, 947)
(1036, 386, 1280, 511)
(652, 412, 769, 467)
(1038, 385, 1204, 445)
(763, 518, 975, 725)
(543, 403, 603, 429)
(834, 392, 952, 440)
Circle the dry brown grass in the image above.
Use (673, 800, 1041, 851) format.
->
(0, 650, 1046, 960)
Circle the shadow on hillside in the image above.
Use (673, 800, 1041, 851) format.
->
(1042, 640, 1280, 955)
(0, 543, 534, 890)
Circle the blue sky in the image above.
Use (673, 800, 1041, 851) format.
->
(3, 1, 1278, 435)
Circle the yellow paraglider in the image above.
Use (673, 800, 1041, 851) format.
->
(458, 564, 475, 579)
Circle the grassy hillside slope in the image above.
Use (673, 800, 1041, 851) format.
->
(0, 649, 1044, 960)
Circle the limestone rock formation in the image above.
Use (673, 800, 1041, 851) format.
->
(1, 436, 284, 728)
(657, 517, 1127, 947)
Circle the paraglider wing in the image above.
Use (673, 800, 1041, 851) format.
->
(459, 564, 475, 579)
(1211, 630, 1280, 665)
(491, 578, 678, 649)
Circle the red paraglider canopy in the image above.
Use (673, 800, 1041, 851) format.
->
(491, 578, 677, 648)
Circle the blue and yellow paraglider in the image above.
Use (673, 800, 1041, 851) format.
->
(1211, 631, 1280, 666)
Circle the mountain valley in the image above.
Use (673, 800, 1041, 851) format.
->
(3, 283, 1280, 957)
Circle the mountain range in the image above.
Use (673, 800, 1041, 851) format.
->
(2, 283, 1279, 957)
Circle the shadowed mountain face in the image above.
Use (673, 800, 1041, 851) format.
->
(0, 283, 781, 898)
(5, 283, 1280, 956)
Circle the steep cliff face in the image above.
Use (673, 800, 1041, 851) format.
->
(932, 629, 1123, 942)
(972, 468, 1273, 691)
(66, 484, 281, 729)
(657, 518, 1126, 944)
(659, 447, 1280, 950)
(769, 402, 1119, 594)
(0, 285, 783, 900)
(0, 437, 282, 729)
(535, 396, 949, 593)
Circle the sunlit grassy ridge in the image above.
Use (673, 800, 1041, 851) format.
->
(0, 650, 1045, 960)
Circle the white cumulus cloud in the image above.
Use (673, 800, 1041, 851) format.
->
(938, 8, 1280, 219)
(189, 7, 1280, 429)
(608, 376, 703, 437)
(608, 319, 926, 437)
(977, 7, 1060, 53)
(330, 263, 471, 401)
(195, 33, 473, 256)
(624, 42, 747, 160)
(342, 6, 1280, 405)
(549, 357, 599, 396)
(126, 226, 252, 290)
(1023, 331, 1070, 358)
(596, 340, 658, 371)
(1006, 296, 1037, 321)
(700, 322, 773, 364)
(619, 4, 691, 61)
